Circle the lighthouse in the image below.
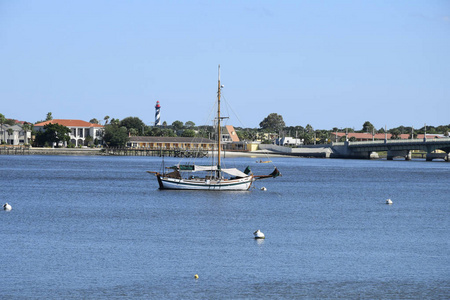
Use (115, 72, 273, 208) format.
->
(155, 101, 161, 126)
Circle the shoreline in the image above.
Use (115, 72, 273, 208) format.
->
(0, 147, 438, 161)
(0, 147, 290, 158)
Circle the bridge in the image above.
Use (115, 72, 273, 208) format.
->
(331, 138, 450, 161)
(259, 138, 450, 161)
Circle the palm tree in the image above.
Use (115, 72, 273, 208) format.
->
(104, 116, 110, 125)
(0, 113, 6, 144)
(22, 123, 31, 145)
(7, 128, 13, 145)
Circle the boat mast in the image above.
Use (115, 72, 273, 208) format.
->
(217, 65, 222, 172)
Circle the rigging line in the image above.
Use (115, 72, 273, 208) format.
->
(221, 95, 278, 169)
(175, 97, 217, 167)
(221, 95, 246, 129)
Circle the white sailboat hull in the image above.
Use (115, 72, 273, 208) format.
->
(157, 175, 253, 191)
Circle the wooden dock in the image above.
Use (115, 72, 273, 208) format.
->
(0, 146, 209, 157)
(102, 147, 209, 157)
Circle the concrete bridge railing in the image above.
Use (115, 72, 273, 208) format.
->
(259, 138, 450, 161)
(332, 138, 450, 161)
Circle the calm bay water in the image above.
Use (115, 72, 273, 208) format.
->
(1, 155, 449, 299)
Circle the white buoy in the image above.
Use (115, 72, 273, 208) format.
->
(3, 203, 12, 211)
(253, 229, 265, 239)
(386, 199, 393, 205)
(261, 187, 267, 191)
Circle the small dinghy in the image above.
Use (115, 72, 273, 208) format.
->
(253, 229, 265, 239)
(3, 203, 12, 211)
(256, 160, 272, 164)
(386, 198, 393, 205)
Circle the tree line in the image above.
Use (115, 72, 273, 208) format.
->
(1, 112, 449, 147)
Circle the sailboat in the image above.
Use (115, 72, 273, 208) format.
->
(147, 66, 281, 191)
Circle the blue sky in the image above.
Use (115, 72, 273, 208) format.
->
(1, 0, 449, 130)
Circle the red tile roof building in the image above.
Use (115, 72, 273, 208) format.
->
(34, 119, 104, 147)
(223, 125, 240, 142)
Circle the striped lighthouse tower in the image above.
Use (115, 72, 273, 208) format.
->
(155, 101, 161, 126)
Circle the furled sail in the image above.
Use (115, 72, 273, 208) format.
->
(221, 168, 249, 178)
(169, 164, 219, 172)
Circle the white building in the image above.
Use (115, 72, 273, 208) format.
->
(275, 136, 303, 146)
(34, 119, 104, 147)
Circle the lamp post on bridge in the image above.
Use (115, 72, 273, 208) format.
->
(424, 123, 427, 142)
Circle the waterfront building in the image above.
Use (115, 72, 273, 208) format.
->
(127, 125, 252, 152)
(0, 124, 32, 145)
(127, 136, 216, 150)
(222, 125, 239, 143)
(34, 119, 104, 147)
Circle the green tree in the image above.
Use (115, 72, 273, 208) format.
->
(162, 129, 177, 137)
(5, 119, 16, 126)
(7, 128, 13, 144)
(172, 120, 184, 131)
(35, 123, 71, 147)
(103, 124, 129, 147)
(128, 128, 138, 136)
(259, 113, 285, 132)
(22, 123, 31, 145)
(120, 117, 145, 133)
(390, 129, 400, 139)
(110, 118, 120, 125)
(46, 112, 53, 121)
(436, 125, 450, 134)
(181, 129, 196, 137)
(362, 121, 375, 133)
(185, 121, 196, 128)
(84, 135, 93, 146)
(302, 133, 314, 145)
(90, 118, 99, 124)
(342, 127, 355, 133)
(104, 115, 110, 125)
(305, 124, 314, 133)
(149, 127, 162, 136)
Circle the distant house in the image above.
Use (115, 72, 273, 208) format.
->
(34, 119, 104, 147)
(0, 124, 32, 145)
(221, 125, 249, 150)
(222, 125, 240, 143)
